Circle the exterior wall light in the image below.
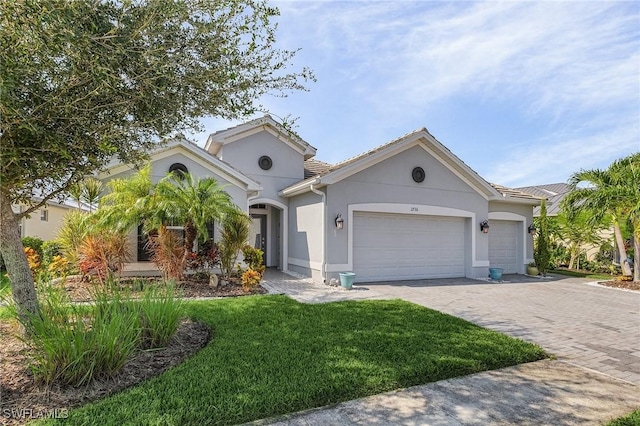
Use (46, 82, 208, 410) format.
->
(528, 224, 537, 234)
(335, 214, 344, 230)
(480, 220, 490, 234)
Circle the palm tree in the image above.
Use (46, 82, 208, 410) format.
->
(97, 164, 156, 233)
(553, 211, 604, 270)
(563, 153, 639, 279)
(154, 172, 235, 269)
(82, 177, 103, 213)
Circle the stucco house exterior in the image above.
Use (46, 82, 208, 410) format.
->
(103, 115, 540, 283)
(13, 199, 89, 241)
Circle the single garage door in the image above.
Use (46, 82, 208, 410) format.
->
(488, 220, 519, 273)
(353, 212, 465, 282)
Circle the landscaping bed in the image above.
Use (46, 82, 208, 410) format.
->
(56, 275, 267, 302)
(27, 296, 547, 425)
(0, 319, 210, 426)
(596, 280, 640, 292)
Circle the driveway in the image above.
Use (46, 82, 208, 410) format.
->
(360, 274, 640, 386)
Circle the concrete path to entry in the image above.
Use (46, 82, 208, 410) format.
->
(258, 270, 640, 425)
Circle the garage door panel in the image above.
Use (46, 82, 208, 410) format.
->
(353, 212, 465, 282)
(488, 220, 519, 274)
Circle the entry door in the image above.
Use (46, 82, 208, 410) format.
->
(250, 214, 267, 265)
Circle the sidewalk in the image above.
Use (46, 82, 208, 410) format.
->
(247, 360, 640, 426)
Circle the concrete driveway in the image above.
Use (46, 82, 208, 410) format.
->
(360, 274, 640, 386)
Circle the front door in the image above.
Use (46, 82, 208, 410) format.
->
(250, 214, 267, 265)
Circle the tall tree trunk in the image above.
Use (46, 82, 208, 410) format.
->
(0, 190, 40, 320)
(612, 219, 633, 277)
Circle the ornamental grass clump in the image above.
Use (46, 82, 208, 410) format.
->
(20, 285, 140, 386)
(14, 277, 184, 387)
(136, 283, 183, 349)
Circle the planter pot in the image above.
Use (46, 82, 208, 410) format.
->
(527, 266, 539, 276)
(339, 272, 356, 289)
(489, 267, 503, 281)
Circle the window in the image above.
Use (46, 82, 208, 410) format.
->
(40, 209, 48, 222)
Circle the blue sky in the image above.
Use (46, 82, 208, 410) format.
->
(190, 1, 640, 188)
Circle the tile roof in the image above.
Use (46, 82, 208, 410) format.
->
(303, 159, 332, 179)
(489, 184, 542, 201)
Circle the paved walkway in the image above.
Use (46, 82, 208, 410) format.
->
(257, 270, 640, 425)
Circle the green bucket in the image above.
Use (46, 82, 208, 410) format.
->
(489, 268, 503, 281)
(339, 272, 356, 289)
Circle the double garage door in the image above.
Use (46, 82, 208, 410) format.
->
(353, 212, 465, 282)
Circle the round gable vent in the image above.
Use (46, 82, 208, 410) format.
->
(258, 155, 273, 170)
(412, 167, 425, 183)
(169, 163, 188, 179)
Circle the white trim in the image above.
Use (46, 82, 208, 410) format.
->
(343, 203, 486, 274)
(309, 185, 327, 281)
(288, 257, 323, 271)
(248, 198, 288, 271)
(488, 212, 528, 273)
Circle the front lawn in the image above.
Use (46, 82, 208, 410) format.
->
(42, 296, 546, 425)
(551, 268, 615, 280)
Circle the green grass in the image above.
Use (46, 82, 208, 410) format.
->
(608, 410, 640, 426)
(551, 268, 614, 280)
(0, 271, 10, 299)
(39, 296, 547, 425)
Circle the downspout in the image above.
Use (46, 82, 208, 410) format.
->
(309, 182, 326, 283)
(247, 190, 262, 211)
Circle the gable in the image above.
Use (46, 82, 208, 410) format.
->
(343, 144, 480, 195)
(215, 129, 305, 182)
(205, 114, 316, 160)
(100, 140, 261, 196)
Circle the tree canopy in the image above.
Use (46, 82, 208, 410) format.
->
(1, 0, 313, 211)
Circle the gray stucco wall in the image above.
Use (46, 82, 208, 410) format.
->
(218, 130, 304, 204)
(287, 190, 324, 277)
(325, 145, 489, 280)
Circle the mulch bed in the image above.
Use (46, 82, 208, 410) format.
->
(0, 276, 266, 425)
(60, 275, 267, 302)
(596, 280, 640, 291)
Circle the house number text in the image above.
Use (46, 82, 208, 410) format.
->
(410, 206, 419, 212)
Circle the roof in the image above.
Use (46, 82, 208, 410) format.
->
(204, 114, 317, 160)
(304, 159, 332, 179)
(280, 127, 539, 205)
(489, 184, 541, 202)
(513, 183, 570, 215)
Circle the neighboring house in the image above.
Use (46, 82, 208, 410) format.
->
(102, 115, 540, 283)
(514, 183, 614, 261)
(13, 199, 88, 241)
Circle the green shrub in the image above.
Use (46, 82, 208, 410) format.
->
(136, 283, 183, 349)
(242, 245, 265, 275)
(21, 236, 44, 257)
(41, 240, 62, 265)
